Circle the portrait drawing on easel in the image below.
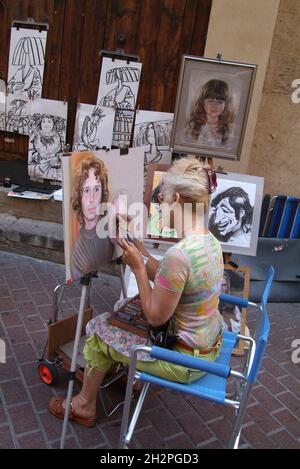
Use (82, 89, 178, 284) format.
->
(62, 148, 145, 283)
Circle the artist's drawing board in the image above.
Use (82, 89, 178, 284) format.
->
(62, 148, 145, 283)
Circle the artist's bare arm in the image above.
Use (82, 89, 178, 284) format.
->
(133, 239, 160, 282)
(119, 239, 180, 326)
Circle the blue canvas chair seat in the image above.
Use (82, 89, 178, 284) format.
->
(119, 267, 275, 450)
(139, 330, 237, 405)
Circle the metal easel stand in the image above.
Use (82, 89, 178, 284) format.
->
(60, 272, 95, 449)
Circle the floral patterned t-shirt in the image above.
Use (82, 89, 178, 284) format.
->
(154, 232, 224, 349)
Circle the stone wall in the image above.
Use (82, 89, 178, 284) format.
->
(205, 0, 300, 199)
(204, 0, 280, 177)
(248, 0, 300, 197)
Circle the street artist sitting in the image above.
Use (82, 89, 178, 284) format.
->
(48, 156, 224, 427)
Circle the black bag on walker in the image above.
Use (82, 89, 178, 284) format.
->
(148, 319, 177, 350)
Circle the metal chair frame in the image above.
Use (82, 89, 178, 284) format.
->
(118, 267, 274, 449)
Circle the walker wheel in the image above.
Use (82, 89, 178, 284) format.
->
(38, 361, 58, 385)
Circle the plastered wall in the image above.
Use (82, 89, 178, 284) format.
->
(248, 0, 300, 197)
(204, 0, 285, 195)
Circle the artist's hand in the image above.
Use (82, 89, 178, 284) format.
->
(118, 239, 144, 272)
(133, 239, 150, 259)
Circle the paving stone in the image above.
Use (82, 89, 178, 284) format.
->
(165, 432, 195, 449)
(273, 409, 300, 440)
(276, 391, 300, 419)
(13, 342, 37, 364)
(17, 301, 38, 316)
(1, 311, 23, 328)
(242, 424, 276, 449)
(29, 292, 52, 307)
(10, 289, 31, 303)
(0, 401, 7, 425)
(50, 437, 80, 449)
(158, 390, 192, 418)
(134, 425, 166, 449)
(23, 315, 45, 332)
(1, 379, 29, 406)
(6, 325, 30, 344)
(0, 297, 15, 312)
(146, 406, 182, 439)
(270, 429, 300, 449)
(176, 411, 214, 446)
(30, 383, 56, 412)
(257, 370, 288, 395)
(71, 422, 106, 448)
(0, 425, 16, 448)
(17, 431, 47, 449)
(0, 356, 20, 382)
(8, 403, 39, 435)
(247, 403, 282, 434)
(39, 412, 72, 441)
(21, 362, 41, 387)
(0, 250, 300, 449)
(0, 285, 10, 298)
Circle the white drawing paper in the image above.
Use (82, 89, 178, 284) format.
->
(208, 172, 264, 256)
(0, 80, 5, 131)
(28, 98, 68, 181)
(6, 94, 31, 135)
(133, 110, 173, 166)
(112, 109, 135, 147)
(97, 57, 142, 110)
(73, 103, 115, 151)
(7, 27, 47, 99)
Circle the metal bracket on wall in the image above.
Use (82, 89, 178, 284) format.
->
(12, 17, 49, 31)
(99, 49, 140, 63)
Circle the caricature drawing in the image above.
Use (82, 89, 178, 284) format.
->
(73, 106, 114, 152)
(7, 35, 45, 99)
(29, 113, 66, 180)
(134, 119, 173, 164)
(99, 66, 140, 110)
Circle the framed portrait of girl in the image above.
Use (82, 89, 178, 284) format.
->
(171, 55, 257, 161)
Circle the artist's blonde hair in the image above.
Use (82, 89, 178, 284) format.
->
(160, 156, 211, 212)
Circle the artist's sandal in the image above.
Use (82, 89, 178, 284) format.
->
(48, 397, 97, 428)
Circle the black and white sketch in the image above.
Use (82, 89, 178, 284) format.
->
(97, 58, 142, 110)
(0, 79, 5, 131)
(208, 172, 264, 256)
(73, 103, 115, 151)
(7, 27, 47, 99)
(133, 110, 173, 164)
(28, 99, 67, 181)
(6, 94, 31, 134)
(112, 109, 135, 148)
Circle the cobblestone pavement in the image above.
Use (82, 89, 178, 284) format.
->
(0, 250, 299, 449)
